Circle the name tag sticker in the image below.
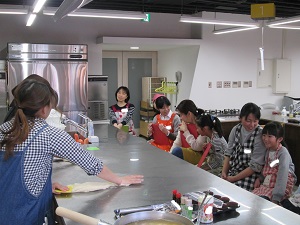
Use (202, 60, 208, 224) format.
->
(244, 148, 251, 154)
(166, 125, 172, 130)
(121, 108, 128, 113)
(270, 159, 279, 167)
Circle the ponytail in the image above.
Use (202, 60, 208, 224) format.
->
(0, 79, 56, 160)
(196, 114, 224, 138)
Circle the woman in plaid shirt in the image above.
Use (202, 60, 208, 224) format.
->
(0, 77, 143, 225)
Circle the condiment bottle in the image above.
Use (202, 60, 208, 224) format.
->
(176, 192, 181, 205)
(172, 189, 177, 201)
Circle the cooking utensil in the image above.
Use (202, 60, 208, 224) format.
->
(115, 211, 193, 225)
(56, 207, 193, 225)
(114, 200, 181, 218)
(56, 207, 110, 225)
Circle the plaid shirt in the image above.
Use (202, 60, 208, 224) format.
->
(0, 118, 103, 196)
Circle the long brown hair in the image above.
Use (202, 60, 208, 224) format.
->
(1, 78, 57, 160)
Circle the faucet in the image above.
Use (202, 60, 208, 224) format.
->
(61, 113, 93, 138)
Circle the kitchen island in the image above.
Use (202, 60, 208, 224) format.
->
(53, 125, 300, 225)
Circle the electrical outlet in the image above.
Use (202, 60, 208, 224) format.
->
(243, 81, 249, 88)
(216, 81, 222, 88)
(224, 81, 231, 88)
(232, 81, 242, 88)
(232, 81, 238, 88)
(208, 82, 212, 88)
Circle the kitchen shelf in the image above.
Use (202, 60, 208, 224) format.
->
(139, 100, 156, 138)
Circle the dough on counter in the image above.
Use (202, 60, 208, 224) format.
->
(71, 181, 117, 193)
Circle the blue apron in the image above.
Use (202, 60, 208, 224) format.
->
(0, 124, 53, 225)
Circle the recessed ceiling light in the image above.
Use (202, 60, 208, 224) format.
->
(130, 47, 139, 50)
(130, 158, 139, 161)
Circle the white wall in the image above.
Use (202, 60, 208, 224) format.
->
(190, 12, 300, 110)
(158, 46, 200, 109)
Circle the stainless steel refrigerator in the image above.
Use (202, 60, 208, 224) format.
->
(6, 43, 88, 123)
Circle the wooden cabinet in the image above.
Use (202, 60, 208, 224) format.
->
(221, 120, 239, 142)
(139, 101, 156, 138)
(273, 59, 291, 93)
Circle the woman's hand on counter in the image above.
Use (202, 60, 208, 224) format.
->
(97, 166, 144, 186)
(119, 175, 144, 186)
(52, 182, 70, 194)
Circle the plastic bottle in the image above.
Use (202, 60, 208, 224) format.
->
(172, 189, 177, 201)
(88, 121, 94, 136)
(289, 104, 294, 118)
(176, 192, 181, 205)
(281, 107, 287, 116)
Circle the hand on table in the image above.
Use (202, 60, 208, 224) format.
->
(52, 182, 69, 194)
(119, 175, 144, 186)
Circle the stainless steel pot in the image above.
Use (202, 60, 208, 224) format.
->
(114, 211, 194, 225)
(56, 207, 194, 225)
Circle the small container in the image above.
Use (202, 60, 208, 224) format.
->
(289, 104, 294, 118)
(199, 195, 214, 224)
(88, 121, 94, 136)
(281, 107, 287, 116)
(186, 206, 193, 220)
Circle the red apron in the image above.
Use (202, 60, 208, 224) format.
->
(150, 113, 176, 152)
(180, 123, 198, 148)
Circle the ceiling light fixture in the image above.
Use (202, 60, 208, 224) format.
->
(267, 15, 300, 26)
(0, 6, 28, 14)
(68, 9, 147, 20)
(33, 0, 47, 13)
(180, 15, 259, 27)
(213, 26, 259, 35)
(268, 25, 300, 30)
(130, 47, 140, 49)
(26, 13, 37, 26)
(44, 8, 147, 20)
(53, 0, 93, 21)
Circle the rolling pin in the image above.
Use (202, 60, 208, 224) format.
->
(56, 207, 111, 225)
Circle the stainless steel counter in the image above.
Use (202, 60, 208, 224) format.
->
(53, 125, 300, 225)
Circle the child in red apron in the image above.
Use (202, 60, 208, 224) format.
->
(170, 99, 207, 165)
(147, 96, 180, 152)
(252, 122, 296, 204)
(109, 86, 135, 135)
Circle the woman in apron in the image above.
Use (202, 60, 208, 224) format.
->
(109, 86, 135, 134)
(252, 122, 296, 204)
(147, 96, 180, 152)
(0, 78, 143, 225)
(170, 99, 208, 165)
(222, 102, 265, 191)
